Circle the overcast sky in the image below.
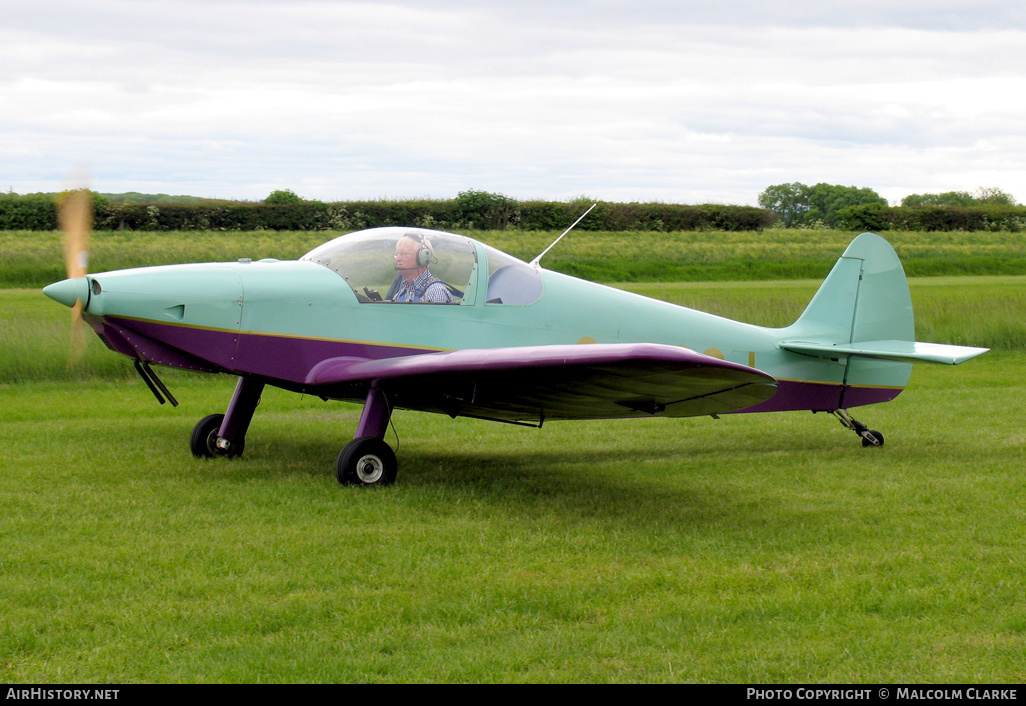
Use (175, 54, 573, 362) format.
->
(3, 0, 1024, 205)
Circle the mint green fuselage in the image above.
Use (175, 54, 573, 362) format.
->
(73, 231, 923, 410)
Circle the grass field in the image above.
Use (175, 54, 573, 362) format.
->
(4, 227, 1026, 287)
(2, 356, 1023, 682)
(2, 230, 1023, 682)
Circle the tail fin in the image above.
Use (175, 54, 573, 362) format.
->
(779, 233, 987, 370)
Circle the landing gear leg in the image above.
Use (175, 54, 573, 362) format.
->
(831, 409, 884, 447)
(336, 384, 397, 486)
(190, 376, 265, 458)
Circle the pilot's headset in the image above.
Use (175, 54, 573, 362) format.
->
(404, 231, 435, 267)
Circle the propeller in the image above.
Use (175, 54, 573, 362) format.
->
(57, 187, 92, 366)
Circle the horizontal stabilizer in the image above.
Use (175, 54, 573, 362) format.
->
(779, 339, 989, 365)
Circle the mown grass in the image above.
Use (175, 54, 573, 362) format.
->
(4, 228, 1026, 288)
(0, 230, 323, 289)
(618, 276, 1026, 350)
(482, 228, 1026, 282)
(2, 354, 1024, 682)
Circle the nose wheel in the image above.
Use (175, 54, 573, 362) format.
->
(832, 409, 884, 447)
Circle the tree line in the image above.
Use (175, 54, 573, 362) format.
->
(757, 183, 1023, 231)
(2, 185, 1023, 232)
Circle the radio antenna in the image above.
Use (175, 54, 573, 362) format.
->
(529, 203, 596, 268)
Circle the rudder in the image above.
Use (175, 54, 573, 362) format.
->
(787, 232, 914, 345)
(782, 232, 915, 405)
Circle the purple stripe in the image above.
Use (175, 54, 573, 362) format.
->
(234, 331, 428, 383)
(96, 316, 433, 381)
(735, 379, 903, 413)
(92, 315, 902, 413)
(88, 316, 221, 373)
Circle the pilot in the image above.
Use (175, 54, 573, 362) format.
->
(386, 232, 456, 303)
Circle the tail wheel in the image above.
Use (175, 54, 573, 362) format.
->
(336, 437, 397, 486)
(861, 430, 884, 447)
(831, 410, 885, 448)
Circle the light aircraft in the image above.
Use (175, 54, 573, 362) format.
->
(44, 199, 987, 486)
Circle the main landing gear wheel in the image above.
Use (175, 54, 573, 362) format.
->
(336, 437, 397, 486)
(190, 413, 245, 459)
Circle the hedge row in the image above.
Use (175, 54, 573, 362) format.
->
(1, 193, 774, 232)
(838, 203, 1026, 232)
(0, 193, 58, 230)
(10, 191, 1025, 232)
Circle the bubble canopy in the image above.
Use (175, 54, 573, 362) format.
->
(301, 227, 543, 306)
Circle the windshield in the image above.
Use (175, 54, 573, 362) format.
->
(302, 227, 477, 304)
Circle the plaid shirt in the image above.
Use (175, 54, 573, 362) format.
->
(390, 270, 455, 303)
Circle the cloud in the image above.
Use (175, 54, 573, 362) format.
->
(3, 0, 1025, 205)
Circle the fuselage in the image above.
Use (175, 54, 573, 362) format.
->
(45, 228, 908, 414)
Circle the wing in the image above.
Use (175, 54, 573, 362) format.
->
(305, 343, 777, 424)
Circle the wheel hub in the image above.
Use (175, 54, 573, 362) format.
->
(356, 455, 384, 483)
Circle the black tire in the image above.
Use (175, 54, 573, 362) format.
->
(190, 414, 244, 458)
(336, 437, 397, 486)
(861, 430, 884, 448)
